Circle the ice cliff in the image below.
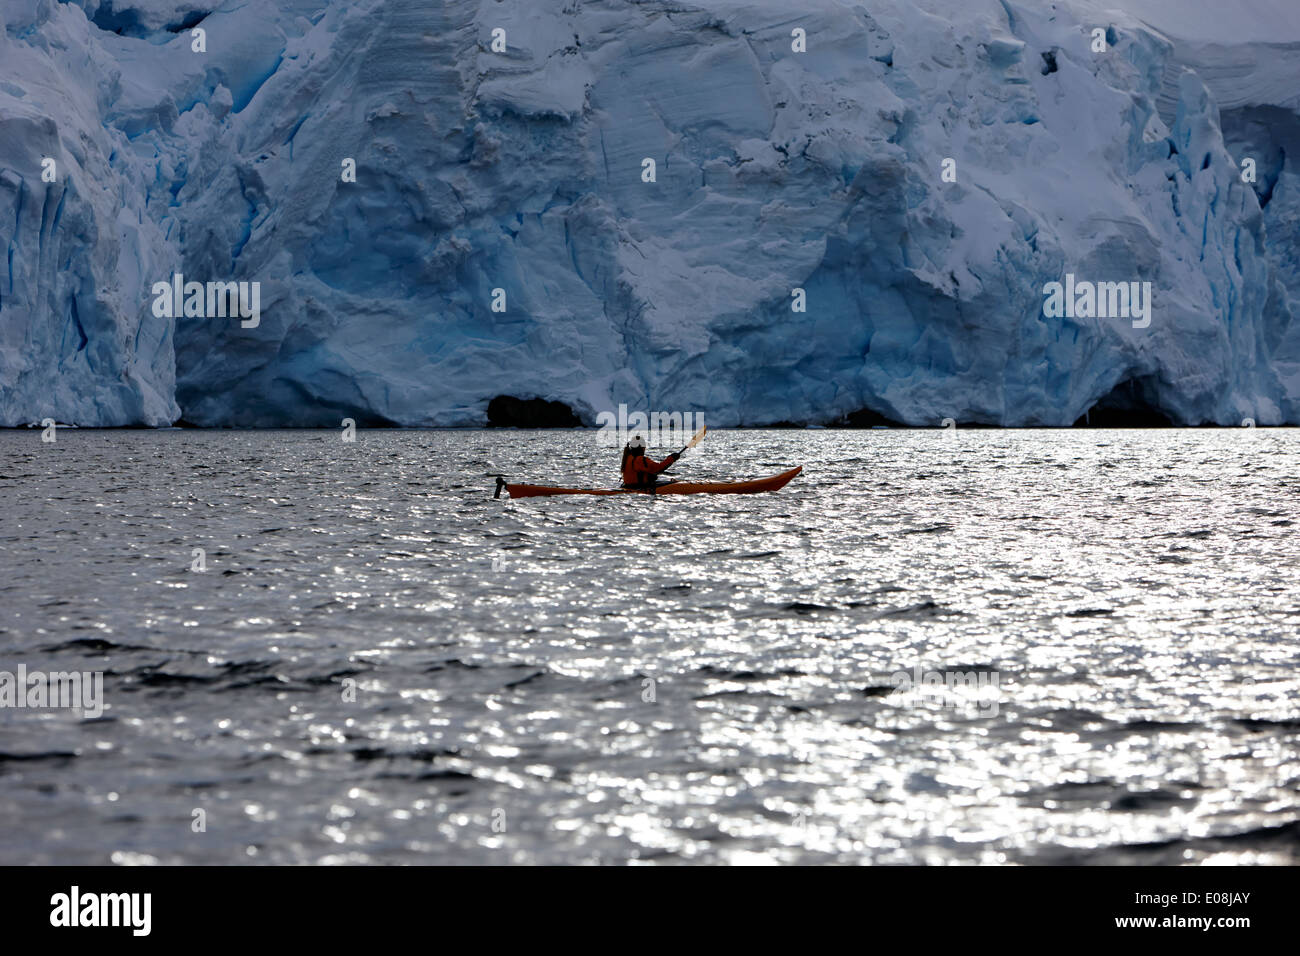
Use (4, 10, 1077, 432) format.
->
(1, 0, 1298, 426)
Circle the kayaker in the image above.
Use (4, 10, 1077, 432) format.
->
(621, 435, 679, 489)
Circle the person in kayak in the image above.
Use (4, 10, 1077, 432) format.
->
(621, 435, 679, 489)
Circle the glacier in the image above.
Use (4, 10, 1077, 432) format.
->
(1, 0, 1298, 427)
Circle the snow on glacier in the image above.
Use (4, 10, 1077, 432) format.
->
(1, 0, 1298, 426)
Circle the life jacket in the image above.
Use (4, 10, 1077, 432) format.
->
(622, 452, 675, 487)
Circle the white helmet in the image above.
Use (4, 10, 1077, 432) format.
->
(627, 435, 646, 453)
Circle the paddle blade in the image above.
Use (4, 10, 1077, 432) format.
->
(685, 425, 707, 449)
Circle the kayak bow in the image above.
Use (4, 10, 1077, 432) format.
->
(498, 466, 802, 499)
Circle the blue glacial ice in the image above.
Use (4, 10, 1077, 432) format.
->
(1, 0, 1298, 426)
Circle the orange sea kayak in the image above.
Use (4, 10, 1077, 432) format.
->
(497, 466, 802, 499)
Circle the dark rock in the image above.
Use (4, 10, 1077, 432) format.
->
(840, 406, 905, 428)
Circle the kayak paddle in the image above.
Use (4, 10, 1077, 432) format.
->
(663, 424, 706, 474)
(678, 424, 706, 457)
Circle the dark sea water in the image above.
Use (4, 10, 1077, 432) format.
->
(1, 427, 1297, 864)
